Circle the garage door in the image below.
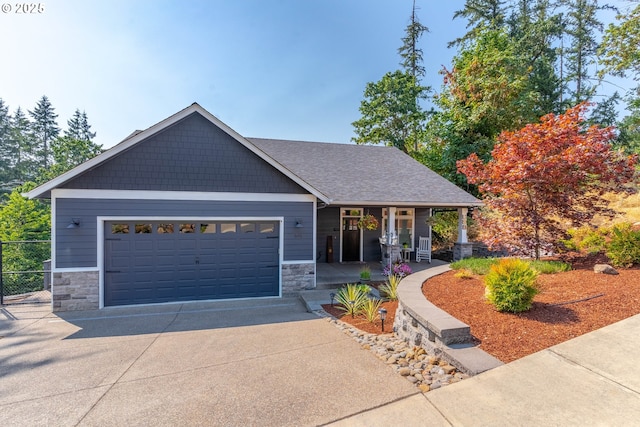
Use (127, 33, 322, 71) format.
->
(104, 220, 280, 306)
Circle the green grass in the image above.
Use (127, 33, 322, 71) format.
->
(450, 258, 498, 275)
(451, 257, 571, 275)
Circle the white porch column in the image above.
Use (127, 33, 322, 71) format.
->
(457, 207, 468, 243)
(388, 207, 396, 238)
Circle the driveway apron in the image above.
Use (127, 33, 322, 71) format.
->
(0, 298, 417, 427)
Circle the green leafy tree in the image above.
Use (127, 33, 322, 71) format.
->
(40, 135, 103, 182)
(28, 96, 60, 170)
(598, 3, 640, 81)
(352, 71, 429, 153)
(0, 183, 50, 242)
(430, 28, 539, 187)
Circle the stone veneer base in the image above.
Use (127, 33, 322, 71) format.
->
(52, 263, 315, 312)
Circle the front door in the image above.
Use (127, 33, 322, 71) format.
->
(342, 217, 360, 261)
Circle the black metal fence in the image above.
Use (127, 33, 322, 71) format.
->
(0, 240, 51, 305)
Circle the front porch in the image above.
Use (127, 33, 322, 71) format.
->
(315, 259, 448, 289)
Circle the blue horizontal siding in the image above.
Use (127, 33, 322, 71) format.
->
(56, 198, 314, 268)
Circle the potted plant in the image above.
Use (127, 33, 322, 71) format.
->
(359, 264, 371, 281)
(357, 214, 379, 231)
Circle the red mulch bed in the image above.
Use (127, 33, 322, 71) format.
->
(323, 254, 640, 363)
(425, 256, 640, 363)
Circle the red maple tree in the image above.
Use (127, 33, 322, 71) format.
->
(457, 103, 638, 259)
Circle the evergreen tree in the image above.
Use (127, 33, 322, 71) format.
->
(0, 99, 12, 191)
(508, 0, 564, 116)
(398, 0, 429, 79)
(28, 95, 59, 170)
(450, 0, 509, 47)
(561, 0, 605, 103)
(352, 4, 430, 154)
(65, 109, 96, 142)
(9, 107, 35, 185)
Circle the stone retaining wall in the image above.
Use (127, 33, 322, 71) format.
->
(393, 265, 503, 375)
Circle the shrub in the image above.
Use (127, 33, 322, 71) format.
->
(379, 274, 401, 301)
(562, 226, 610, 254)
(454, 268, 474, 279)
(606, 223, 640, 267)
(360, 298, 383, 323)
(335, 283, 369, 316)
(484, 258, 539, 313)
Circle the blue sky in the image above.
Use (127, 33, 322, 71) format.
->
(0, 0, 631, 149)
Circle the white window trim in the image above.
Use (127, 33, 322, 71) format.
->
(382, 208, 415, 250)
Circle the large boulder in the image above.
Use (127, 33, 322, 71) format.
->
(594, 264, 619, 275)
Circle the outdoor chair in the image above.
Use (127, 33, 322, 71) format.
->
(415, 236, 431, 263)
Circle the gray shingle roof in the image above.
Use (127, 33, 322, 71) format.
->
(249, 138, 480, 207)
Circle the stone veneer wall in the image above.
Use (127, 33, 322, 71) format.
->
(282, 263, 315, 295)
(52, 270, 100, 312)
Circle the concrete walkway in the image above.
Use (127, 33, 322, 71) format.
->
(327, 309, 640, 426)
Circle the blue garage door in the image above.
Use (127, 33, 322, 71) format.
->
(104, 220, 280, 307)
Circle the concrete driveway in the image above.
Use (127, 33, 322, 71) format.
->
(0, 298, 417, 426)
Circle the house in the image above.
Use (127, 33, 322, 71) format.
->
(26, 103, 480, 312)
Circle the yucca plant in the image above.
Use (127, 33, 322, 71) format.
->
(379, 274, 401, 301)
(360, 298, 383, 323)
(335, 283, 369, 317)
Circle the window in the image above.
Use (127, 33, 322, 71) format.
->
(111, 224, 129, 234)
(260, 223, 276, 233)
(221, 223, 237, 233)
(382, 208, 415, 249)
(157, 223, 174, 234)
(200, 223, 216, 233)
(179, 223, 195, 233)
(240, 223, 255, 233)
(135, 224, 152, 234)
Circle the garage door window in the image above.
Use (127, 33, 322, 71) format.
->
(135, 224, 152, 234)
(112, 224, 129, 234)
(179, 223, 195, 233)
(200, 223, 217, 233)
(221, 223, 236, 233)
(260, 223, 275, 233)
(157, 223, 174, 233)
(240, 223, 255, 233)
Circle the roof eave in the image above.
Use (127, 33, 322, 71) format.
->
(324, 200, 483, 207)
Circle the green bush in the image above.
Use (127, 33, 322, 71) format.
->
(484, 258, 539, 313)
(562, 226, 609, 254)
(606, 223, 640, 268)
(335, 283, 370, 316)
(379, 274, 401, 301)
